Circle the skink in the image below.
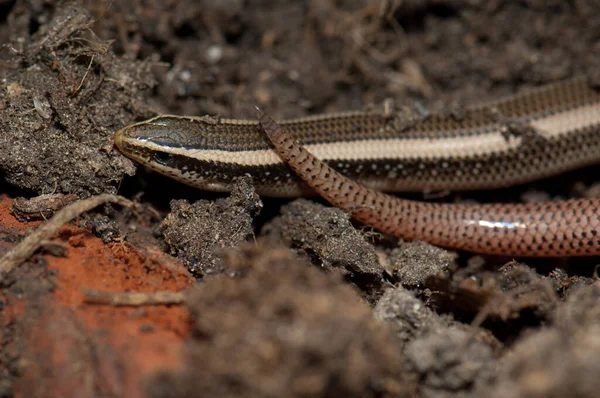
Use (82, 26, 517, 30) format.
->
(114, 76, 600, 256)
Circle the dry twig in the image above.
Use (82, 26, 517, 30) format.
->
(83, 289, 187, 306)
(0, 194, 135, 276)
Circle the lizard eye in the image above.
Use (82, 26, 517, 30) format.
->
(154, 151, 173, 165)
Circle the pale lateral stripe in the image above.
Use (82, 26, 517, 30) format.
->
(139, 130, 520, 166)
(530, 103, 600, 137)
(136, 103, 600, 167)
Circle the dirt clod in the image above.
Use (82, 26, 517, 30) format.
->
(160, 177, 262, 276)
(263, 199, 383, 280)
(0, 6, 151, 197)
(390, 241, 457, 287)
(374, 287, 455, 348)
(405, 327, 495, 398)
(147, 245, 416, 398)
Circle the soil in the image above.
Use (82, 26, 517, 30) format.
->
(1, 0, 600, 397)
